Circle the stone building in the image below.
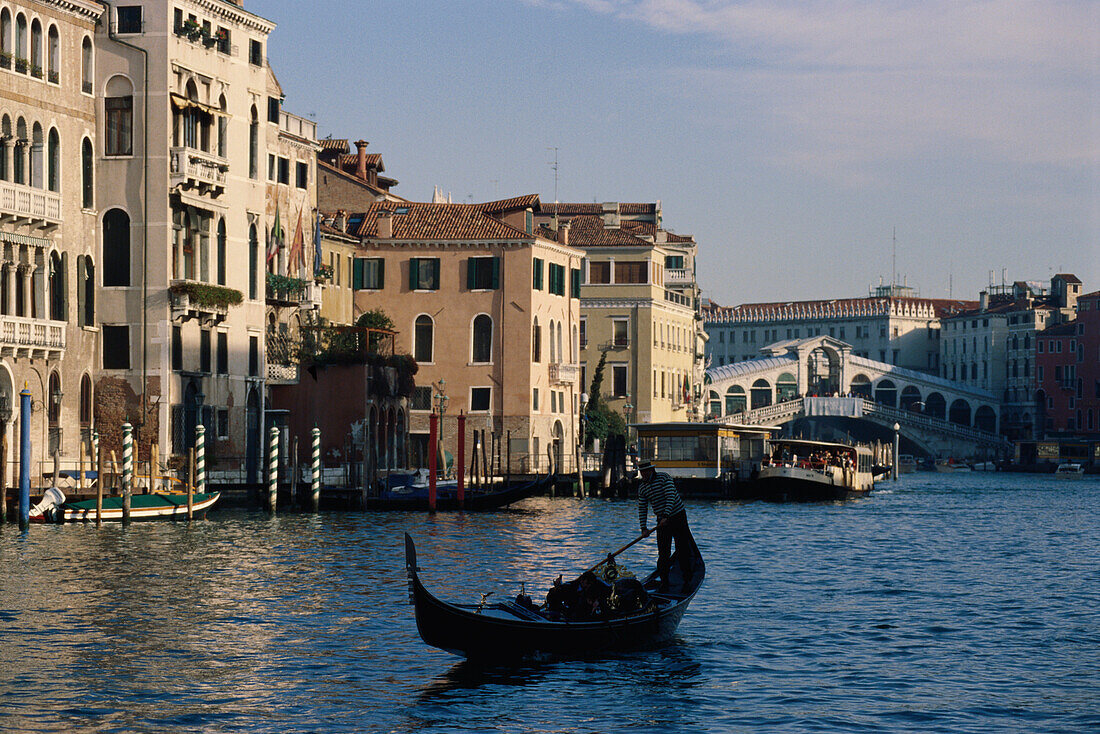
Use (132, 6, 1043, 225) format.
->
(94, 0, 278, 477)
(0, 0, 102, 484)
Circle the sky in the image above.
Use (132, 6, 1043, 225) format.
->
(255, 0, 1098, 306)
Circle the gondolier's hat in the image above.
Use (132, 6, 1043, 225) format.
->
(637, 460, 655, 473)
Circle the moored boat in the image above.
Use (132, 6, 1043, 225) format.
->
(405, 532, 704, 659)
(1053, 463, 1084, 479)
(29, 489, 220, 522)
(367, 472, 551, 511)
(897, 454, 918, 474)
(934, 458, 972, 472)
(753, 438, 874, 501)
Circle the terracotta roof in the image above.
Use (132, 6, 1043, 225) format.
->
(621, 220, 695, 244)
(350, 201, 538, 241)
(1040, 321, 1078, 336)
(565, 215, 651, 246)
(1053, 273, 1081, 283)
(473, 194, 541, 213)
(319, 138, 349, 153)
(541, 202, 658, 216)
(336, 153, 384, 172)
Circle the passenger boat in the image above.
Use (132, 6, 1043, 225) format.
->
(633, 421, 774, 497)
(405, 532, 705, 659)
(1053, 463, 1084, 479)
(29, 488, 220, 522)
(753, 438, 875, 501)
(366, 472, 551, 511)
(897, 454, 918, 474)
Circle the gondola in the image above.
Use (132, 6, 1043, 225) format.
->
(405, 532, 705, 659)
(366, 472, 552, 511)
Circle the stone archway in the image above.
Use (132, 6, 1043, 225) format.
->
(750, 379, 771, 409)
(725, 385, 747, 414)
(849, 373, 872, 398)
(974, 405, 996, 433)
(875, 380, 897, 408)
(807, 346, 840, 395)
(949, 399, 971, 426)
(776, 372, 797, 402)
(900, 385, 922, 411)
(551, 420, 564, 473)
(925, 392, 946, 419)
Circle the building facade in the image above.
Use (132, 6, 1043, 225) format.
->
(1035, 288, 1097, 439)
(0, 0, 103, 482)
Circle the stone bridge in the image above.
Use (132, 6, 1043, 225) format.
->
(705, 336, 1010, 457)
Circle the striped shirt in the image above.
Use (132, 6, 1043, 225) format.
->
(638, 472, 685, 531)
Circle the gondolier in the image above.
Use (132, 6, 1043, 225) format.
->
(637, 460, 696, 592)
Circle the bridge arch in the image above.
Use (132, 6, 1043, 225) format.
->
(725, 385, 746, 414)
(850, 373, 872, 398)
(925, 392, 946, 419)
(900, 385, 922, 411)
(875, 379, 897, 407)
(974, 405, 996, 433)
(807, 345, 841, 395)
(750, 379, 771, 409)
(776, 372, 797, 402)
(949, 398, 971, 426)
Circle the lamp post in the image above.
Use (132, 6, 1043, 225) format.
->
(623, 399, 634, 447)
(892, 422, 900, 481)
(576, 392, 588, 498)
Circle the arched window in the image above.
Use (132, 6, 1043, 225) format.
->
(217, 95, 228, 158)
(48, 250, 65, 321)
(775, 372, 797, 401)
(79, 374, 92, 427)
(81, 36, 92, 93)
(102, 208, 130, 286)
(248, 222, 258, 299)
(77, 254, 94, 326)
(216, 218, 226, 285)
(531, 317, 541, 362)
(47, 371, 61, 427)
(750, 379, 771, 409)
(555, 321, 563, 364)
(725, 384, 747, 414)
(47, 128, 59, 192)
(14, 117, 26, 184)
(1, 115, 11, 181)
(14, 14, 26, 69)
(414, 314, 433, 363)
(248, 106, 258, 178)
(548, 319, 556, 363)
(30, 122, 43, 188)
(46, 24, 58, 82)
(29, 18, 41, 77)
(708, 390, 721, 417)
(472, 314, 492, 364)
(105, 75, 134, 156)
(81, 137, 93, 207)
(0, 10, 11, 63)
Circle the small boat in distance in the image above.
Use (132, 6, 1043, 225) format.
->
(754, 438, 874, 501)
(367, 471, 551, 511)
(898, 454, 918, 474)
(405, 532, 704, 659)
(934, 458, 972, 473)
(1053, 463, 1085, 479)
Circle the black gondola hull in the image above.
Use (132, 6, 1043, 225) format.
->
(367, 475, 551, 511)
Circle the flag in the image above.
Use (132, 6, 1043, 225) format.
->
(288, 207, 304, 273)
(266, 200, 283, 263)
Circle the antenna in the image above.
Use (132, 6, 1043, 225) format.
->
(892, 226, 897, 289)
(547, 147, 559, 203)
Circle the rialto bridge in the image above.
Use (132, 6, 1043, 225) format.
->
(704, 336, 1010, 457)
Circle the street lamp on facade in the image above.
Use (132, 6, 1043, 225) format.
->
(623, 399, 634, 447)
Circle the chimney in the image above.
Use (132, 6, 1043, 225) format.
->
(354, 139, 369, 181)
(557, 222, 570, 246)
(334, 210, 346, 232)
(376, 209, 392, 239)
(601, 201, 620, 228)
(979, 290, 988, 312)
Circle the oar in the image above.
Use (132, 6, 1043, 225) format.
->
(583, 520, 666, 575)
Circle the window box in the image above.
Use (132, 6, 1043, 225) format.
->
(15, 57, 28, 74)
(47, 70, 58, 84)
(0, 52, 11, 69)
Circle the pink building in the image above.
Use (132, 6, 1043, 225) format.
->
(1035, 290, 1099, 438)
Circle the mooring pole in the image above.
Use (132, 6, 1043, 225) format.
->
(311, 427, 321, 513)
(428, 413, 438, 512)
(17, 386, 30, 530)
(121, 422, 133, 526)
(268, 425, 279, 512)
(187, 447, 195, 521)
(195, 424, 205, 496)
(456, 411, 465, 510)
(94, 430, 103, 528)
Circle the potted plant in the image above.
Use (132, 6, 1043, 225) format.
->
(14, 56, 28, 73)
(0, 51, 11, 69)
(201, 29, 217, 47)
(181, 19, 203, 41)
(30, 64, 42, 78)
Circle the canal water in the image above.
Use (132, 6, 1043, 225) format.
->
(1, 472, 1097, 733)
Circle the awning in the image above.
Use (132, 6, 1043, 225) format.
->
(170, 92, 223, 116)
(0, 231, 51, 248)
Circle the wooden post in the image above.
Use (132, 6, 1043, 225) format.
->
(151, 443, 159, 493)
(505, 430, 511, 489)
(17, 386, 30, 530)
(195, 425, 206, 496)
(428, 413, 438, 511)
(456, 412, 465, 509)
(77, 440, 85, 494)
(95, 432, 104, 528)
(575, 442, 585, 499)
(480, 430, 488, 488)
(187, 447, 195, 520)
(0, 418, 8, 524)
(51, 450, 59, 490)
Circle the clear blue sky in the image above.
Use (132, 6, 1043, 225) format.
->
(255, 0, 1098, 305)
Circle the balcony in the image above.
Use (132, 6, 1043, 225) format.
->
(601, 336, 630, 351)
(267, 361, 297, 385)
(549, 362, 580, 385)
(0, 314, 65, 360)
(664, 288, 692, 308)
(169, 146, 227, 197)
(169, 280, 241, 325)
(664, 268, 693, 286)
(0, 180, 62, 231)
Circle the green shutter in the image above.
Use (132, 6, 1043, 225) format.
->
(533, 257, 543, 290)
(352, 258, 364, 290)
(409, 258, 419, 290)
(491, 256, 500, 289)
(76, 255, 86, 327)
(377, 259, 385, 289)
(467, 258, 476, 290)
(571, 268, 581, 298)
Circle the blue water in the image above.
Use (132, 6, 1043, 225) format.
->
(0, 472, 1097, 733)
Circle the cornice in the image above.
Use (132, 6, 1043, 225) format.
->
(39, 0, 104, 22)
(189, 0, 275, 33)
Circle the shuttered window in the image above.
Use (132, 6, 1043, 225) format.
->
(467, 256, 500, 290)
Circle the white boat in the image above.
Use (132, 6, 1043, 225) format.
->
(755, 439, 875, 501)
(970, 461, 996, 472)
(934, 459, 971, 473)
(1053, 463, 1084, 479)
(898, 455, 918, 474)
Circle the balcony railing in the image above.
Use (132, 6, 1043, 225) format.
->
(0, 179, 62, 230)
(601, 336, 630, 350)
(0, 314, 65, 359)
(169, 146, 227, 196)
(549, 362, 580, 385)
(664, 267, 693, 285)
(664, 288, 692, 308)
(267, 361, 297, 385)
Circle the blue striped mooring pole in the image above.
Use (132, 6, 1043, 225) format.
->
(195, 424, 206, 494)
(122, 422, 133, 525)
(17, 386, 30, 530)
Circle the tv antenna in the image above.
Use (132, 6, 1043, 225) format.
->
(547, 147, 559, 203)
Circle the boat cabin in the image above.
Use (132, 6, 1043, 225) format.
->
(762, 438, 875, 493)
(633, 422, 774, 482)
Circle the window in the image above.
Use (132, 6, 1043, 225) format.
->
(216, 331, 228, 374)
(614, 261, 648, 284)
(296, 161, 308, 188)
(102, 209, 130, 286)
(532, 257, 543, 290)
(410, 386, 432, 411)
(248, 223, 258, 299)
(354, 258, 384, 290)
(248, 335, 259, 376)
(548, 263, 566, 295)
(267, 154, 276, 182)
(470, 387, 491, 412)
(467, 256, 500, 290)
(102, 325, 129, 369)
(217, 409, 229, 439)
(612, 364, 628, 398)
(579, 318, 586, 348)
(532, 318, 542, 362)
(216, 218, 226, 285)
(116, 6, 142, 33)
(277, 157, 289, 185)
(571, 267, 581, 298)
(47, 128, 59, 192)
(248, 107, 258, 178)
(472, 314, 493, 363)
(612, 319, 629, 347)
(81, 138, 93, 208)
(105, 93, 133, 156)
(171, 326, 182, 371)
(409, 258, 440, 290)
(588, 261, 610, 284)
(79, 374, 92, 426)
(249, 39, 263, 66)
(532, 387, 539, 411)
(48, 251, 65, 321)
(267, 97, 280, 123)
(199, 329, 211, 373)
(76, 255, 94, 326)
(665, 255, 684, 269)
(413, 315, 433, 363)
